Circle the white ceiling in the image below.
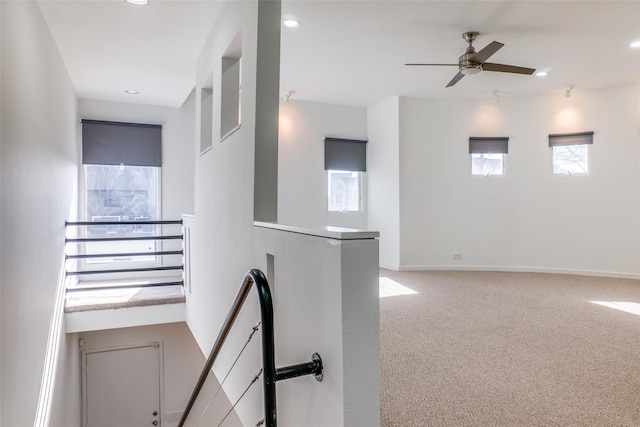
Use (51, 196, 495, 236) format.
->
(38, 1, 640, 108)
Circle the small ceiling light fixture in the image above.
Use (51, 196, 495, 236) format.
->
(284, 90, 295, 102)
(564, 84, 575, 98)
(535, 70, 549, 77)
(126, 0, 148, 5)
(492, 90, 500, 103)
(124, 89, 140, 95)
(630, 40, 640, 49)
(283, 19, 300, 28)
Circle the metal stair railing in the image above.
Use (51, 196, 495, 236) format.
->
(179, 269, 323, 427)
(64, 219, 184, 286)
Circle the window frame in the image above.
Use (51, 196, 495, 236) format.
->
(470, 152, 507, 177)
(327, 169, 364, 214)
(468, 136, 508, 177)
(550, 144, 591, 176)
(78, 164, 163, 272)
(548, 131, 593, 176)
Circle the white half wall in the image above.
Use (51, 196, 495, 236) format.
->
(0, 2, 78, 425)
(253, 223, 380, 426)
(278, 99, 368, 229)
(394, 86, 640, 276)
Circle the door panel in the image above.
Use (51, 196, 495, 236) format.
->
(84, 344, 161, 427)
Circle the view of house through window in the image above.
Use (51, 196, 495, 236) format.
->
(471, 153, 505, 176)
(328, 170, 361, 212)
(84, 164, 160, 263)
(469, 137, 508, 176)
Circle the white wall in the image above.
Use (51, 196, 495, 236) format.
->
(392, 86, 640, 276)
(188, 1, 269, 425)
(79, 93, 196, 218)
(189, 2, 381, 425)
(0, 3, 3, 420)
(278, 99, 368, 229)
(367, 97, 401, 269)
(0, 2, 78, 425)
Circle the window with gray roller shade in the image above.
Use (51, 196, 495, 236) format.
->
(82, 120, 162, 166)
(548, 131, 593, 147)
(324, 137, 367, 172)
(469, 137, 509, 154)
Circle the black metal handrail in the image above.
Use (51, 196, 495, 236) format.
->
(179, 269, 323, 427)
(66, 220, 183, 226)
(64, 219, 184, 283)
(65, 235, 182, 244)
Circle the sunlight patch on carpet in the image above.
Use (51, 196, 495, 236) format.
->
(379, 277, 418, 298)
(590, 301, 640, 316)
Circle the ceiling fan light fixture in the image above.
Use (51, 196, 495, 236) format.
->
(461, 66, 482, 76)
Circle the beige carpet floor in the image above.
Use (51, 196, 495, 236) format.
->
(379, 269, 640, 426)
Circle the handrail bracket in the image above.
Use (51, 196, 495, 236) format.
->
(275, 353, 323, 383)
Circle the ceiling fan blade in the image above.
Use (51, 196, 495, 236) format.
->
(470, 41, 504, 63)
(483, 62, 536, 75)
(446, 71, 465, 88)
(405, 63, 458, 66)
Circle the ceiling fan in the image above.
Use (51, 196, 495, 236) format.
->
(406, 32, 536, 87)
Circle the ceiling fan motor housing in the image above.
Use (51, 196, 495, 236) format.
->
(459, 51, 482, 75)
(459, 32, 482, 75)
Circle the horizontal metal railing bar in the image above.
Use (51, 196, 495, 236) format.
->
(66, 281, 184, 292)
(65, 250, 183, 260)
(275, 355, 323, 383)
(66, 235, 183, 243)
(65, 220, 182, 226)
(66, 265, 183, 276)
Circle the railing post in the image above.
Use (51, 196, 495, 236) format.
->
(251, 269, 278, 427)
(179, 269, 323, 427)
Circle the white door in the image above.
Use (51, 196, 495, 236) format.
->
(83, 343, 162, 427)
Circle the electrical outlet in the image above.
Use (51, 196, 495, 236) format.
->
(452, 253, 463, 260)
(165, 412, 183, 423)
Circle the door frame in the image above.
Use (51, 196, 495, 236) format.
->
(81, 341, 164, 427)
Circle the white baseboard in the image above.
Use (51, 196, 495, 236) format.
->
(379, 262, 400, 271)
(389, 264, 640, 280)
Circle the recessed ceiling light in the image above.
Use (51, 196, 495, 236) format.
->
(126, 0, 148, 5)
(124, 89, 140, 95)
(630, 40, 640, 48)
(283, 19, 300, 28)
(535, 71, 549, 77)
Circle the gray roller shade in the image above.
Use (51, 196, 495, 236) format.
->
(324, 137, 368, 172)
(469, 137, 509, 154)
(548, 131, 594, 147)
(82, 119, 162, 166)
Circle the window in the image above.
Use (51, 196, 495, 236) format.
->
(200, 71, 214, 155)
(81, 120, 162, 265)
(324, 137, 367, 213)
(469, 137, 508, 176)
(328, 170, 361, 212)
(221, 32, 242, 140)
(549, 132, 593, 175)
(84, 164, 159, 264)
